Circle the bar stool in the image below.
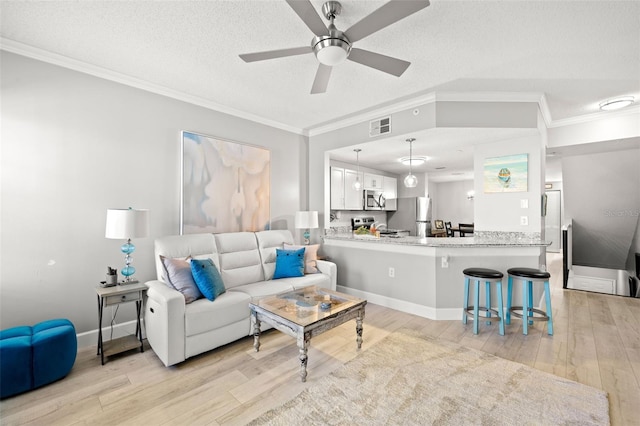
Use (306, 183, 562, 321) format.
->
(462, 268, 505, 335)
(506, 267, 553, 335)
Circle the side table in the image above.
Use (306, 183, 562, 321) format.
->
(95, 282, 146, 365)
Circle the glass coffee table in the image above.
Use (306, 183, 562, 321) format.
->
(249, 286, 367, 382)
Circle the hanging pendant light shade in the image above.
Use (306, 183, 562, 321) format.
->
(404, 138, 418, 188)
(353, 149, 362, 190)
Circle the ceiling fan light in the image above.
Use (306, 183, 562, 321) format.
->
(316, 45, 348, 65)
(313, 33, 351, 66)
(404, 174, 418, 188)
(599, 96, 635, 111)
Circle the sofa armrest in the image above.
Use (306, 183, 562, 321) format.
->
(144, 280, 186, 366)
(316, 260, 337, 291)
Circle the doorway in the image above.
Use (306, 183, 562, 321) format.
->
(545, 190, 562, 253)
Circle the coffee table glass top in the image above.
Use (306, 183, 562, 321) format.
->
(251, 286, 365, 327)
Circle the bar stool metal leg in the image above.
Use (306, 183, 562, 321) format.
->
(506, 275, 513, 324)
(544, 280, 553, 335)
(496, 281, 505, 335)
(463, 277, 470, 324)
(522, 280, 529, 335)
(473, 280, 480, 335)
(485, 281, 491, 325)
(528, 281, 534, 325)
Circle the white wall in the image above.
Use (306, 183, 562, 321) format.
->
(473, 135, 544, 233)
(0, 52, 306, 332)
(432, 180, 475, 225)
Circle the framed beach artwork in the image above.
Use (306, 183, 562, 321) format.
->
(181, 131, 270, 234)
(483, 154, 528, 193)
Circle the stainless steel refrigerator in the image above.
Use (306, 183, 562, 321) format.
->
(387, 197, 432, 237)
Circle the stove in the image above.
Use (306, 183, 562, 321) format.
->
(351, 216, 375, 230)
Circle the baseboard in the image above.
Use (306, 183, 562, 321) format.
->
(336, 286, 461, 320)
(76, 319, 146, 349)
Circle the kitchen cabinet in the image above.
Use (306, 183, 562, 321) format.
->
(383, 176, 397, 211)
(330, 167, 345, 209)
(330, 167, 363, 210)
(364, 173, 384, 190)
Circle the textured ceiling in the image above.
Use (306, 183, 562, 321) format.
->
(2, 0, 639, 180)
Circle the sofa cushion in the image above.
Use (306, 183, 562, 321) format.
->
(184, 291, 251, 337)
(231, 281, 294, 303)
(154, 234, 219, 283)
(255, 230, 295, 279)
(160, 256, 202, 304)
(214, 232, 264, 288)
(191, 258, 226, 301)
(273, 248, 305, 279)
(284, 243, 320, 274)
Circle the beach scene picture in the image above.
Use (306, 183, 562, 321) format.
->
(483, 154, 528, 193)
(181, 131, 270, 234)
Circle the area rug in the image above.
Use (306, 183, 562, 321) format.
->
(249, 330, 609, 425)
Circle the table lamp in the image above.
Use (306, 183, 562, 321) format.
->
(105, 208, 149, 284)
(295, 211, 318, 245)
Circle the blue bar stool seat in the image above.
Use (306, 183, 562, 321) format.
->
(462, 268, 505, 335)
(506, 267, 553, 335)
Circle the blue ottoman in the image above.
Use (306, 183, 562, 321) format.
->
(0, 318, 77, 399)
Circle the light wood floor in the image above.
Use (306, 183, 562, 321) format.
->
(1, 253, 639, 425)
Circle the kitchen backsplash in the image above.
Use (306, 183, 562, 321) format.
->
(329, 210, 387, 230)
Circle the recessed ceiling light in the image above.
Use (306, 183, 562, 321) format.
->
(400, 156, 428, 166)
(599, 96, 635, 111)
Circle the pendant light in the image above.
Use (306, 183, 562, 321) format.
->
(404, 138, 418, 188)
(353, 149, 362, 190)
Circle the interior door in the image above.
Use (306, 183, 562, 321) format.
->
(545, 190, 562, 252)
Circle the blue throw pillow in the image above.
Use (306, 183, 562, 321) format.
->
(190, 258, 226, 301)
(273, 248, 305, 279)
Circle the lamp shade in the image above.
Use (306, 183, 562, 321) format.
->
(294, 211, 319, 229)
(105, 208, 149, 239)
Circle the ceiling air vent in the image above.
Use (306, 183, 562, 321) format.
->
(369, 116, 391, 137)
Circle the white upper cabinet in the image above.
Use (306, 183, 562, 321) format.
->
(363, 173, 384, 190)
(330, 167, 363, 210)
(330, 167, 345, 210)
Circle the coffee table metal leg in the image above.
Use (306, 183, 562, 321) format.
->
(252, 311, 261, 352)
(356, 308, 364, 349)
(298, 333, 310, 382)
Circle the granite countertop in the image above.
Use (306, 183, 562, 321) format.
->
(323, 231, 550, 248)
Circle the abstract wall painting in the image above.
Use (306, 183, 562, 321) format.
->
(181, 131, 270, 234)
(483, 154, 528, 193)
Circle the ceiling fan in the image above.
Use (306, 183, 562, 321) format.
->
(239, 0, 430, 94)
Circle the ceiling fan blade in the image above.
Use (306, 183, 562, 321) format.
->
(311, 64, 332, 94)
(239, 46, 312, 62)
(286, 0, 328, 36)
(344, 0, 430, 43)
(347, 48, 410, 77)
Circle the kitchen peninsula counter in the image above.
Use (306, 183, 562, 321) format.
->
(324, 232, 549, 248)
(321, 231, 550, 321)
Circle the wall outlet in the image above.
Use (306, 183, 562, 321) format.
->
(520, 216, 528, 225)
(388, 267, 395, 278)
(520, 199, 529, 209)
(441, 256, 449, 268)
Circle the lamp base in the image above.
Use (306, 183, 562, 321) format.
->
(118, 279, 139, 285)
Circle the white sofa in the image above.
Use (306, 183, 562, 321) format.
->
(144, 230, 337, 367)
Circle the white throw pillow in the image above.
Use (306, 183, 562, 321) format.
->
(284, 243, 319, 274)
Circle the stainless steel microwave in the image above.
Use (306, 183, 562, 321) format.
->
(364, 190, 386, 210)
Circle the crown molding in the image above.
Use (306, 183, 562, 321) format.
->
(0, 38, 304, 136)
(546, 104, 640, 128)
